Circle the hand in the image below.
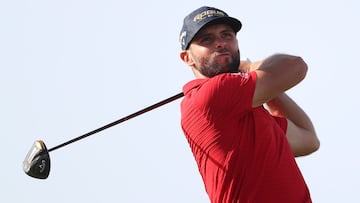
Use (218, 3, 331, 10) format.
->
(239, 59, 251, 73)
(239, 59, 262, 73)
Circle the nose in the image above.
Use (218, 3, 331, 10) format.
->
(214, 36, 227, 48)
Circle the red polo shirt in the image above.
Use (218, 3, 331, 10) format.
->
(180, 72, 311, 203)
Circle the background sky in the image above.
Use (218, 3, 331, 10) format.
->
(1, 0, 359, 202)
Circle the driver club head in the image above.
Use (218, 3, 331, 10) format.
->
(23, 140, 51, 179)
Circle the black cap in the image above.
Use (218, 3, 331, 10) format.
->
(179, 6, 242, 50)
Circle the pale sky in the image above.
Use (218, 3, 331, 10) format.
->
(1, 0, 359, 202)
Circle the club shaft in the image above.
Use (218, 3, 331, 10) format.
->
(48, 92, 184, 152)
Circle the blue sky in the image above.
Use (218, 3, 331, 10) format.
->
(1, 0, 359, 202)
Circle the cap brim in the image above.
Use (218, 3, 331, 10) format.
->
(206, 17, 242, 33)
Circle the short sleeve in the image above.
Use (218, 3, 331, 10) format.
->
(195, 72, 257, 119)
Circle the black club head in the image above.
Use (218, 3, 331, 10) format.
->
(23, 140, 51, 179)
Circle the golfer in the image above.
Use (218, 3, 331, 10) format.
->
(179, 6, 320, 203)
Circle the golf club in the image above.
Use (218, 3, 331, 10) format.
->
(23, 92, 184, 179)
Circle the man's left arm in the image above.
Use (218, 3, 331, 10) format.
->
(266, 93, 320, 157)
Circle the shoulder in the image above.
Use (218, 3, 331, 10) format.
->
(209, 72, 256, 87)
(194, 72, 257, 98)
(198, 72, 257, 105)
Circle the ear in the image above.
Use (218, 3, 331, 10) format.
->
(180, 50, 194, 66)
(180, 50, 207, 78)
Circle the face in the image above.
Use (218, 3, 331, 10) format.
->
(183, 24, 240, 78)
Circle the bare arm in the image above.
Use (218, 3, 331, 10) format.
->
(240, 54, 319, 156)
(251, 54, 307, 107)
(266, 93, 320, 156)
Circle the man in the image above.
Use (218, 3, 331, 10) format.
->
(179, 6, 320, 203)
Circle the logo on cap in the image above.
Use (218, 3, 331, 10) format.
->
(193, 9, 226, 22)
(179, 31, 187, 47)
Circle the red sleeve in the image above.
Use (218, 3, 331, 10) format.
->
(195, 72, 257, 118)
(212, 72, 256, 115)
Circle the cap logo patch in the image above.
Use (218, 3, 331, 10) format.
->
(193, 9, 225, 22)
(179, 31, 187, 47)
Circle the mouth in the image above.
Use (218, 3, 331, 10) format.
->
(215, 51, 231, 56)
(214, 50, 232, 59)
(214, 52, 232, 63)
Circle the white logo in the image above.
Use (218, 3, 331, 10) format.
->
(179, 31, 187, 48)
(232, 72, 250, 79)
(39, 159, 46, 173)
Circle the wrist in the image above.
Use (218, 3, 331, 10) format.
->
(239, 58, 251, 73)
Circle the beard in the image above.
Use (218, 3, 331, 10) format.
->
(194, 49, 240, 78)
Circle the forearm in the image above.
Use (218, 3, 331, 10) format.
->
(266, 93, 320, 156)
(266, 93, 314, 131)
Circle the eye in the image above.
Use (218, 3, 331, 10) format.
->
(199, 36, 213, 44)
(222, 32, 235, 40)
